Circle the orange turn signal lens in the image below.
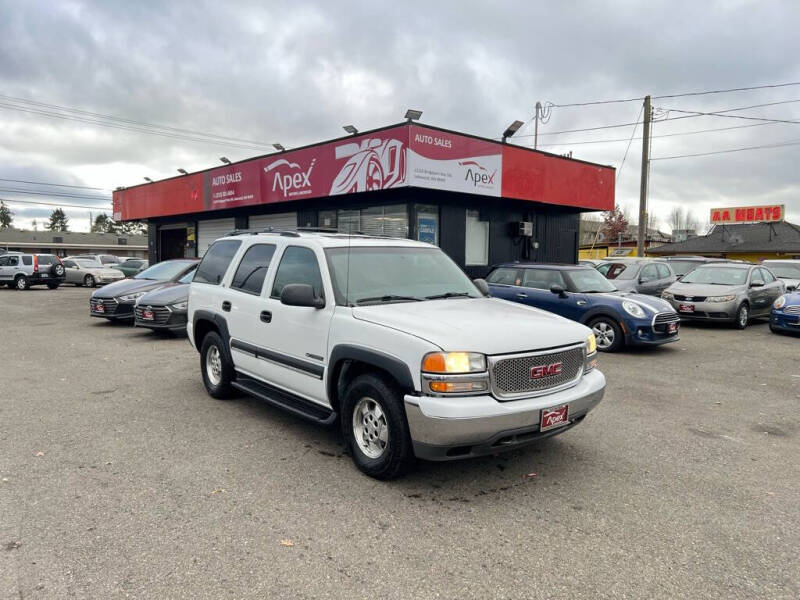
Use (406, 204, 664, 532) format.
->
(422, 352, 486, 374)
(429, 380, 488, 394)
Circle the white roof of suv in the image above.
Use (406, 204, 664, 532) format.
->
(225, 230, 432, 250)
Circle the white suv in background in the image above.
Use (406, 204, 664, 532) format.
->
(188, 231, 605, 479)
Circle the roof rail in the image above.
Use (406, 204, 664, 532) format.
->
(296, 227, 339, 233)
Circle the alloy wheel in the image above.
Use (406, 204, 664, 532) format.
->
(206, 345, 222, 386)
(592, 321, 615, 350)
(352, 397, 388, 459)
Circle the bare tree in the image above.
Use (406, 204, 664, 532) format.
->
(668, 206, 698, 233)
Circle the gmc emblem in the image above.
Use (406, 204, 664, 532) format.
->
(531, 363, 563, 379)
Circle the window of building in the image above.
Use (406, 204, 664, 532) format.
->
(231, 244, 276, 295)
(271, 246, 324, 299)
(319, 210, 337, 229)
(416, 204, 439, 245)
(465, 209, 489, 266)
(326, 205, 409, 238)
(194, 239, 242, 285)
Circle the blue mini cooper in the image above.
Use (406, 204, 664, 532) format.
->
(770, 291, 800, 334)
(486, 263, 681, 352)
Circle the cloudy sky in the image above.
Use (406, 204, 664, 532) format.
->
(0, 0, 798, 232)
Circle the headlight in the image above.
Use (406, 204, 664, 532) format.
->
(171, 301, 188, 310)
(586, 333, 597, 355)
(119, 291, 146, 302)
(585, 334, 597, 373)
(422, 352, 486, 374)
(622, 300, 646, 318)
(422, 352, 488, 395)
(706, 294, 736, 303)
(774, 295, 787, 310)
(661, 291, 674, 301)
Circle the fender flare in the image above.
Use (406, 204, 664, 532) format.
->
(326, 344, 417, 405)
(192, 310, 232, 359)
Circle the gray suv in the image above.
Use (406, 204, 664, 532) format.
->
(661, 263, 784, 329)
(0, 253, 66, 289)
(596, 258, 676, 296)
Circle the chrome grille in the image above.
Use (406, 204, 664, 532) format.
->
(785, 306, 800, 315)
(90, 298, 118, 315)
(674, 294, 707, 302)
(135, 305, 171, 324)
(490, 345, 584, 400)
(654, 312, 680, 324)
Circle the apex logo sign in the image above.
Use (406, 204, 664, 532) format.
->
(530, 363, 563, 379)
(264, 158, 316, 198)
(459, 160, 497, 187)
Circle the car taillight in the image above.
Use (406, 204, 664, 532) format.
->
(33, 255, 39, 272)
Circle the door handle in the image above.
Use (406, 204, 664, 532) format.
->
(516, 292, 528, 298)
(221, 301, 231, 312)
(577, 300, 587, 306)
(260, 311, 272, 323)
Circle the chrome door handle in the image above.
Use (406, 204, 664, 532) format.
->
(516, 293, 527, 298)
(577, 301, 587, 306)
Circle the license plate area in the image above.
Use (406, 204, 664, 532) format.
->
(94, 304, 105, 313)
(667, 322, 679, 333)
(540, 404, 569, 432)
(678, 303, 694, 313)
(142, 309, 154, 320)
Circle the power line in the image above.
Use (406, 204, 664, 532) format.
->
(659, 107, 800, 126)
(0, 187, 111, 202)
(615, 103, 643, 183)
(550, 81, 800, 108)
(0, 177, 109, 191)
(0, 197, 111, 210)
(651, 138, 800, 160)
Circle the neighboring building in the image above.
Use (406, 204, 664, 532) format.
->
(646, 221, 800, 261)
(671, 228, 697, 243)
(113, 122, 615, 276)
(0, 229, 147, 258)
(578, 218, 670, 260)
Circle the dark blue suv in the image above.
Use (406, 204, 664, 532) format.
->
(486, 263, 681, 352)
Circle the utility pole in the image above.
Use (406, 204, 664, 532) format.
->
(637, 95, 651, 258)
(534, 101, 542, 149)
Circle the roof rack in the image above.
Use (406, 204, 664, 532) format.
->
(224, 228, 300, 237)
(296, 227, 339, 233)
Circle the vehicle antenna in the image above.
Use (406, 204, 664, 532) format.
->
(345, 220, 352, 306)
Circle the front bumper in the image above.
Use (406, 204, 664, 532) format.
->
(665, 298, 738, 322)
(404, 369, 605, 460)
(771, 310, 800, 332)
(89, 298, 135, 320)
(134, 305, 188, 331)
(623, 317, 680, 347)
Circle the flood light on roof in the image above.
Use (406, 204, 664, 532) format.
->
(404, 109, 423, 121)
(273, 143, 285, 152)
(343, 125, 358, 135)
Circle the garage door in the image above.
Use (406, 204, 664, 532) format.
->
(249, 212, 297, 232)
(197, 218, 236, 256)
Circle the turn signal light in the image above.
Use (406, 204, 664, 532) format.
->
(429, 380, 488, 394)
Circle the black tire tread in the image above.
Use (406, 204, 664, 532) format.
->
(200, 331, 236, 399)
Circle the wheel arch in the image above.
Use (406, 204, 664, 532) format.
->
(192, 310, 231, 359)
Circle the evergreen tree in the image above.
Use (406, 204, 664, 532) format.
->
(116, 220, 147, 236)
(0, 200, 12, 229)
(46, 208, 70, 232)
(91, 212, 116, 233)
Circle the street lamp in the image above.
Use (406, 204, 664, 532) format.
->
(404, 109, 423, 122)
(502, 120, 524, 143)
(219, 157, 231, 164)
(273, 143, 285, 152)
(177, 168, 188, 175)
(343, 125, 358, 135)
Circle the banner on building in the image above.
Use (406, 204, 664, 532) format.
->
(709, 205, 784, 224)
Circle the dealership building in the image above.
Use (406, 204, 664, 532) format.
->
(113, 122, 614, 276)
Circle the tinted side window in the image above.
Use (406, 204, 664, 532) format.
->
(750, 269, 764, 284)
(194, 240, 242, 285)
(22, 256, 32, 265)
(37, 255, 53, 265)
(522, 268, 566, 290)
(760, 268, 776, 283)
(0, 257, 7, 266)
(63, 260, 76, 268)
(271, 246, 323, 299)
(231, 244, 276, 295)
(486, 268, 520, 285)
(640, 264, 658, 281)
(656, 263, 672, 278)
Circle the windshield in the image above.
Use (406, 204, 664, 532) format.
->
(135, 261, 194, 281)
(764, 264, 800, 278)
(178, 270, 195, 284)
(597, 262, 638, 280)
(564, 268, 618, 293)
(680, 267, 748, 285)
(325, 246, 482, 305)
(75, 259, 102, 268)
(667, 260, 705, 277)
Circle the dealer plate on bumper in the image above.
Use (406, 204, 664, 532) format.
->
(540, 404, 569, 432)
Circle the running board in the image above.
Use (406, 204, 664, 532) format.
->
(232, 375, 337, 426)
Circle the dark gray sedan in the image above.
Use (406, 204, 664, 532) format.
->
(133, 270, 194, 333)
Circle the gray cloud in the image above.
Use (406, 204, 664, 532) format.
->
(0, 0, 798, 230)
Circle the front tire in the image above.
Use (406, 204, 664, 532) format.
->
(733, 303, 749, 330)
(14, 275, 29, 290)
(200, 331, 235, 399)
(84, 274, 96, 287)
(47, 283, 59, 289)
(589, 316, 624, 352)
(341, 374, 413, 480)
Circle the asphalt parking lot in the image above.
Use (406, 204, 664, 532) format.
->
(1, 286, 798, 599)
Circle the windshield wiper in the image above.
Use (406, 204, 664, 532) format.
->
(425, 292, 472, 300)
(354, 295, 423, 305)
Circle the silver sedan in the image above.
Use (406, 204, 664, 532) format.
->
(62, 258, 126, 287)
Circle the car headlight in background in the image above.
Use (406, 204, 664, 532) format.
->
(622, 300, 646, 318)
(422, 352, 488, 395)
(774, 295, 787, 310)
(661, 291, 674, 301)
(171, 301, 188, 311)
(706, 294, 736, 303)
(119, 291, 146, 302)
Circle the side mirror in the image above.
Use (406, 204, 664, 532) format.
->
(749, 281, 764, 288)
(550, 284, 568, 298)
(473, 278, 489, 296)
(280, 283, 325, 308)
(787, 285, 797, 291)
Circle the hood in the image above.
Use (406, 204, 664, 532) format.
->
(611, 279, 638, 292)
(592, 291, 675, 314)
(91, 278, 168, 299)
(776, 277, 800, 290)
(352, 297, 591, 355)
(665, 281, 744, 297)
(137, 282, 188, 306)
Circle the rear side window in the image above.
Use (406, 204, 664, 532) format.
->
(7, 256, 18, 266)
(63, 260, 77, 268)
(22, 256, 32, 266)
(486, 268, 520, 285)
(759, 268, 775, 283)
(194, 240, 242, 285)
(522, 268, 566, 290)
(656, 263, 672, 278)
(231, 244, 276, 295)
(271, 246, 323, 299)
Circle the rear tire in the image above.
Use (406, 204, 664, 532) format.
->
(341, 373, 413, 480)
(47, 283, 59, 290)
(589, 316, 624, 352)
(84, 274, 96, 287)
(14, 275, 29, 290)
(733, 303, 749, 330)
(200, 331, 235, 399)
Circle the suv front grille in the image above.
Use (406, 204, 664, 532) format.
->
(490, 345, 584, 400)
(90, 298, 118, 315)
(134, 305, 171, 324)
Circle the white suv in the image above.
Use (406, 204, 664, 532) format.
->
(188, 231, 605, 479)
